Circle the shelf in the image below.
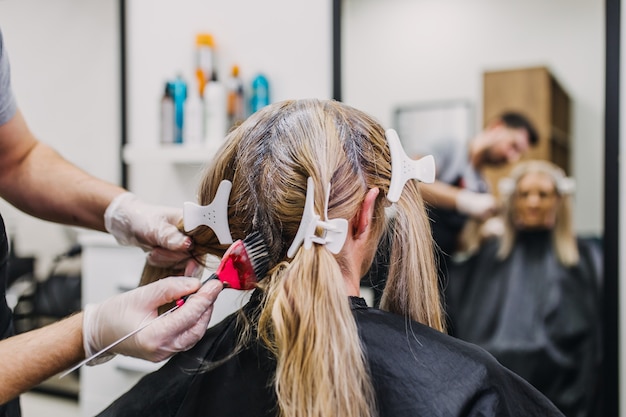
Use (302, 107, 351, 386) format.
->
(123, 143, 222, 165)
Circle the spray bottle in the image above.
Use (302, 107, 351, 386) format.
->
(184, 85, 204, 146)
(171, 75, 187, 144)
(159, 81, 175, 144)
(195, 33, 215, 98)
(226, 65, 245, 127)
(250, 73, 270, 114)
(204, 72, 227, 147)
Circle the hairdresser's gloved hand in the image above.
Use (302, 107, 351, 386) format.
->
(104, 192, 192, 267)
(83, 277, 223, 364)
(480, 216, 505, 239)
(455, 189, 497, 220)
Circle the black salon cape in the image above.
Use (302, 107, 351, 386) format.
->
(97, 293, 563, 417)
(0, 213, 21, 417)
(445, 231, 602, 417)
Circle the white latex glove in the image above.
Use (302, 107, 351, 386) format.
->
(455, 189, 497, 220)
(480, 216, 505, 239)
(83, 276, 223, 364)
(104, 192, 192, 266)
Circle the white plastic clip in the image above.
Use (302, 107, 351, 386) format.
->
(183, 179, 233, 244)
(557, 177, 576, 195)
(287, 177, 349, 258)
(386, 129, 436, 203)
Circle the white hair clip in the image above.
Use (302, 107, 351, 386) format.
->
(557, 177, 576, 195)
(386, 129, 436, 203)
(287, 177, 349, 258)
(183, 179, 233, 244)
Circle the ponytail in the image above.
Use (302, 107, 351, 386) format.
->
(258, 246, 377, 417)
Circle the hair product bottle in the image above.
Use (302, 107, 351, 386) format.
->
(172, 75, 188, 144)
(226, 65, 245, 128)
(204, 73, 227, 147)
(195, 33, 215, 98)
(159, 81, 175, 144)
(184, 86, 203, 146)
(250, 73, 270, 114)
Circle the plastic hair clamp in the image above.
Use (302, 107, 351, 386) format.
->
(287, 177, 349, 258)
(183, 179, 233, 244)
(556, 177, 576, 195)
(386, 129, 436, 203)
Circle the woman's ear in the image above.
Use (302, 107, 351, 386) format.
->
(353, 188, 380, 239)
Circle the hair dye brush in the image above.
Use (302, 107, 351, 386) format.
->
(60, 232, 269, 377)
(178, 231, 270, 306)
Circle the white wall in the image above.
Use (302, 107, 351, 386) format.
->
(343, 0, 605, 236)
(0, 0, 120, 276)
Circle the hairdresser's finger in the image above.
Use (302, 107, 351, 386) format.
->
(155, 220, 192, 251)
(161, 280, 223, 353)
(146, 276, 202, 306)
(193, 279, 223, 298)
(177, 279, 223, 319)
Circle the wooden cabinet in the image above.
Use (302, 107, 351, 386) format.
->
(482, 66, 571, 192)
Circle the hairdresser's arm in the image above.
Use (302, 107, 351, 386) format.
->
(0, 110, 191, 265)
(419, 181, 496, 220)
(418, 181, 460, 210)
(0, 277, 222, 405)
(0, 312, 84, 405)
(0, 109, 124, 231)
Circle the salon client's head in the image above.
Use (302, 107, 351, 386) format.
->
(498, 159, 578, 266)
(192, 99, 441, 322)
(178, 99, 444, 417)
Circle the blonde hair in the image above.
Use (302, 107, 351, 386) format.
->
(141, 99, 443, 417)
(498, 160, 579, 266)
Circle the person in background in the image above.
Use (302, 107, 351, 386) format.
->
(417, 111, 539, 274)
(97, 99, 563, 417)
(0, 28, 223, 414)
(362, 112, 539, 308)
(446, 160, 602, 417)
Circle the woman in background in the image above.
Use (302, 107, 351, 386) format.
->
(98, 100, 563, 417)
(447, 160, 602, 417)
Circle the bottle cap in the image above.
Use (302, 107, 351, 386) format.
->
(196, 33, 214, 47)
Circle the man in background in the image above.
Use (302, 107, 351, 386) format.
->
(417, 112, 538, 277)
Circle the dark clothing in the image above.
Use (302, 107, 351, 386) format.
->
(429, 206, 468, 259)
(427, 173, 488, 319)
(0, 214, 21, 417)
(0, 28, 22, 417)
(98, 293, 563, 417)
(428, 174, 475, 261)
(446, 231, 602, 417)
(0, 215, 12, 346)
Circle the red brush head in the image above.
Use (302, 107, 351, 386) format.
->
(215, 234, 269, 290)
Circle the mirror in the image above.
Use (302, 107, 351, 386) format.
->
(341, 0, 603, 236)
(337, 0, 615, 414)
